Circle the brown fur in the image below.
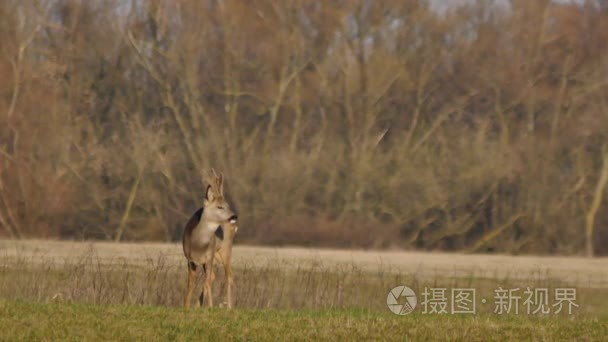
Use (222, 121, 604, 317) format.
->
(181, 169, 237, 309)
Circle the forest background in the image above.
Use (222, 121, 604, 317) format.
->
(2, 0, 608, 256)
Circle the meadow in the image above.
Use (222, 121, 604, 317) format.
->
(0, 240, 606, 340)
(2, 1, 608, 340)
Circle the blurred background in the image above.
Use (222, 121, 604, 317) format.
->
(1, 0, 607, 256)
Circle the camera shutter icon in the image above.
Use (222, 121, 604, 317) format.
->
(387, 286, 417, 315)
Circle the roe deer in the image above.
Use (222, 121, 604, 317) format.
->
(182, 169, 237, 309)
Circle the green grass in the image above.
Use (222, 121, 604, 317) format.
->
(0, 300, 606, 341)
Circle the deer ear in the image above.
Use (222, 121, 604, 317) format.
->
(205, 184, 215, 202)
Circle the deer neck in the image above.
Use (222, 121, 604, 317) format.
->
(192, 215, 221, 243)
(199, 216, 220, 233)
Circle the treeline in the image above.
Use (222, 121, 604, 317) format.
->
(1, 0, 608, 255)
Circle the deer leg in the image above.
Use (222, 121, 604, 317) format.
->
(199, 262, 216, 308)
(207, 260, 216, 307)
(184, 261, 197, 309)
(198, 264, 206, 307)
(224, 261, 233, 309)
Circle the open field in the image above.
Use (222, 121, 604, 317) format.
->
(0, 239, 607, 340)
(1, 239, 607, 287)
(1, 301, 607, 341)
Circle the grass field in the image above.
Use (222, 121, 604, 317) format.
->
(1, 300, 607, 341)
(0, 239, 607, 340)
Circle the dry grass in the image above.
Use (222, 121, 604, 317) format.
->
(2, 239, 607, 286)
(0, 239, 607, 313)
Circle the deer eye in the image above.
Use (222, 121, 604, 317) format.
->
(218, 206, 224, 209)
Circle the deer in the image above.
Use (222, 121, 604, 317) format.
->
(182, 169, 238, 309)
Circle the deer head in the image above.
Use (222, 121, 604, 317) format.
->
(203, 169, 237, 224)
